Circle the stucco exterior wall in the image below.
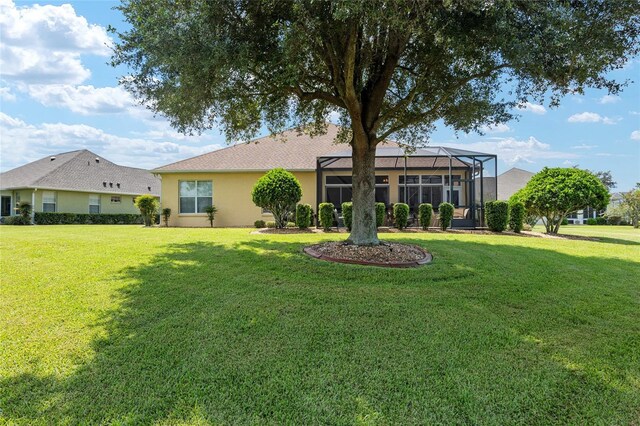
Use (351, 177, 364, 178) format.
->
(4, 189, 143, 214)
(159, 168, 477, 227)
(159, 171, 316, 227)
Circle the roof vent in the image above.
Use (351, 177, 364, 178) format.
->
(148, 186, 151, 191)
(116, 183, 120, 188)
(50, 156, 56, 161)
(95, 157, 100, 163)
(109, 182, 113, 188)
(103, 182, 107, 187)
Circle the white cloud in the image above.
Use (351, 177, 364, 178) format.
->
(631, 130, 640, 141)
(517, 102, 547, 115)
(479, 123, 510, 133)
(630, 111, 640, 116)
(445, 136, 578, 165)
(0, 0, 112, 84)
(27, 84, 134, 115)
(0, 113, 225, 171)
(0, 86, 16, 101)
(567, 112, 616, 125)
(571, 144, 598, 150)
(598, 95, 621, 104)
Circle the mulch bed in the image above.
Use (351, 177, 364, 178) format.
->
(304, 241, 432, 268)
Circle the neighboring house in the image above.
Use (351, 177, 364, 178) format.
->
(497, 167, 534, 200)
(154, 124, 499, 228)
(0, 150, 160, 219)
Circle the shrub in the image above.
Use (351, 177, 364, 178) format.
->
(161, 208, 171, 227)
(586, 218, 597, 225)
(33, 212, 144, 225)
(252, 168, 302, 228)
(485, 200, 509, 232)
(4, 215, 31, 225)
(134, 194, 159, 226)
(318, 202, 334, 231)
(341, 202, 353, 230)
(561, 217, 569, 225)
(439, 202, 454, 231)
(254, 219, 266, 228)
(508, 201, 525, 233)
(375, 203, 386, 227)
(295, 204, 312, 229)
(607, 216, 622, 225)
(393, 203, 409, 230)
(596, 216, 607, 225)
(266, 221, 276, 228)
(17, 201, 32, 219)
(286, 221, 296, 228)
(204, 205, 218, 227)
(522, 223, 533, 231)
(418, 203, 433, 230)
(516, 167, 609, 234)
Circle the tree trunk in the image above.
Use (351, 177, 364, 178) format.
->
(347, 140, 379, 245)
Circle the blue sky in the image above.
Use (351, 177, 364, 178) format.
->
(1, 0, 639, 190)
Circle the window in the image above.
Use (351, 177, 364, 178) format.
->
(111, 196, 121, 203)
(179, 181, 212, 214)
(398, 174, 449, 210)
(89, 194, 100, 214)
(42, 191, 56, 212)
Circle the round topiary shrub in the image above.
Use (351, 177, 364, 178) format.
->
(318, 202, 335, 231)
(341, 202, 353, 231)
(439, 202, 454, 231)
(375, 203, 386, 227)
(418, 203, 433, 230)
(508, 201, 525, 233)
(266, 221, 276, 228)
(254, 219, 266, 228)
(134, 194, 159, 227)
(393, 203, 409, 230)
(295, 204, 312, 229)
(485, 200, 509, 232)
(252, 168, 302, 228)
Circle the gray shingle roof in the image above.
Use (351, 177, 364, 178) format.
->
(0, 150, 160, 196)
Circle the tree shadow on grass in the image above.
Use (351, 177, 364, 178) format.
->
(2, 239, 639, 424)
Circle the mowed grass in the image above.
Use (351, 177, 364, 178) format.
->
(1, 225, 639, 425)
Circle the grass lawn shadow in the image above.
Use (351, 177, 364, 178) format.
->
(2, 237, 639, 424)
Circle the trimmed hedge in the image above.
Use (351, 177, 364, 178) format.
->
(3, 216, 31, 225)
(393, 203, 409, 230)
(254, 219, 266, 228)
(596, 216, 606, 225)
(418, 203, 433, 230)
(439, 202, 454, 230)
(586, 218, 597, 225)
(341, 202, 353, 231)
(34, 212, 144, 225)
(295, 204, 312, 229)
(485, 200, 509, 232)
(376, 203, 386, 227)
(508, 201, 525, 233)
(319, 203, 335, 231)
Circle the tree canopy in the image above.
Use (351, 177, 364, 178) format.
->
(517, 167, 610, 234)
(112, 0, 639, 243)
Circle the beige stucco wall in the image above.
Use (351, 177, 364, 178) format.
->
(159, 171, 316, 227)
(159, 169, 474, 227)
(3, 189, 143, 214)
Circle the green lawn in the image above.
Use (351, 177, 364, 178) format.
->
(1, 225, 639, 424)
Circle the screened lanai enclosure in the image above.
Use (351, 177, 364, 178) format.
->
(316, 146, 497, 228)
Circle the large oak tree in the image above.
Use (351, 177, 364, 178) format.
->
(112, 0, 639, 245)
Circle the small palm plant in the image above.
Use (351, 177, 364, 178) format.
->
(204, 205, 217, 227)
(161, 208, 171, 227)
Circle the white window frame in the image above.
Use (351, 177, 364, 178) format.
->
(42, 191, 56, 213)
(89, 194, 101, 214)
(179, 180, 213, 214)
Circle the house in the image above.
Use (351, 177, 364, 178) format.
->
(497, 167, 534, 200)
(154, 124, 498, 228)
(0, 149, 160, 219)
